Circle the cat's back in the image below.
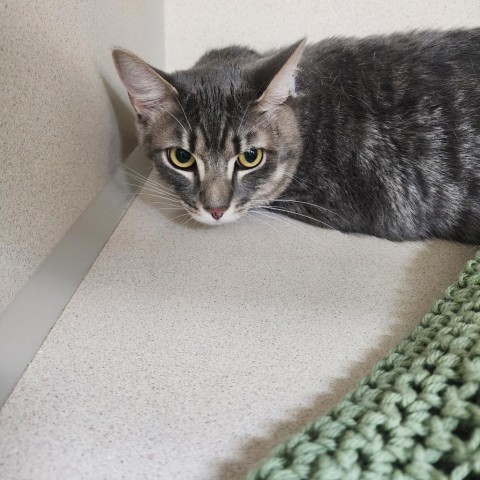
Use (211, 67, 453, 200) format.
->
(299, 28, 480, 95)
(293, 28, 480, 243)
(304, 28, 480, 67)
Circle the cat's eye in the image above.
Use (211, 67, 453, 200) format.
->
(237, 147, 264, 169)
(168, 148, 196, 169)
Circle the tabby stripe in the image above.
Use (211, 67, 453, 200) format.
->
(188, 129, 197, 153)
(199, 123, 211, 150)
(219, 119, 230, 151)
(232, 135, 241, 155)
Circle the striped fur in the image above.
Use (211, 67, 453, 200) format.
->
(114, 29, 480, 242)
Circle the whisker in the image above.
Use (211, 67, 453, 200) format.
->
(122, 193, 182, 208)
(157, 106, 189, 136)
(122, 164, 157, 184)
(182, 216, 194, 227)
(122, 164, 177, 193)
(132, 192, 181, 203)
(237, 85, 265, 133)
(123, 170, 178, 195)
(169, 213, 190, 222)
(254, 198, 348, 223)
(150, 205, 184, 209)
(150, 206, 185, 210)
(121, 170, 179, 193)
(261, 206, 337, 230)
(148, 199, 182, 204)
(147, 200, 183, 207)
(121, 163, 151, 178)
(172, 94, 192, 131)
(247, 211, 283, 234)
(246, 212, 274, 231)
(251, 209, 319, 242)
(241, 114, 272, 137)
(123, 182, 180, 201)
(122, 173, 159, 191)
(283, 171, 319, 189)
(123, 175, 172, 193)
(148, 204, 184, 209)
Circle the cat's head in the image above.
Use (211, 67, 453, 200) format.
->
(112, 40, 305, 225)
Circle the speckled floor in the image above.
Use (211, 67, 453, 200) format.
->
(0, 176, 475, 480)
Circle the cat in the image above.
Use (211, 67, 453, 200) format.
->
(113, 29, 480, 243)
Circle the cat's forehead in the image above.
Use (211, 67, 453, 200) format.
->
(166, 67, 261, 156)
(172, 67, 254, 114)
(173, 65, 247, 94)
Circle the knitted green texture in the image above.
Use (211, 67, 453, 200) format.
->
(248, 252, 480, 480)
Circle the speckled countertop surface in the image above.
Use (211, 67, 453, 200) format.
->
(0, 175, 474, 480)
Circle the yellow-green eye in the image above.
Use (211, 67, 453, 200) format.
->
(237, 147, 264, 169)
(168, 148, 195, 169)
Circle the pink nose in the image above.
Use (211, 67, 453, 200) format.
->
(208, 208, 226, 220)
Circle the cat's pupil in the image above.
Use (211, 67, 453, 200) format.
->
(245, 148, 257, 162)
(176, 149, 191, 162)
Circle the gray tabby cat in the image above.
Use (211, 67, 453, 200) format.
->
(113, 29, 480, 243)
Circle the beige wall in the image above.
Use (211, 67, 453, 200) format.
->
(0, 1, 163, 312)
(163, 0, 480, 71)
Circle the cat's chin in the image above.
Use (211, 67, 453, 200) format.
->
(189, 209, 244, 226)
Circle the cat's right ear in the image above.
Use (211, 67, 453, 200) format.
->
(112, 49, 177, 119)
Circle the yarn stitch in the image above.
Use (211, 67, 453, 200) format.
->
(248, 252, 480, 480)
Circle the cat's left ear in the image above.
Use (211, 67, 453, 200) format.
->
(252, 39, 306, 113)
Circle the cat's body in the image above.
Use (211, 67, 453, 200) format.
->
(113, 29, 480, 243)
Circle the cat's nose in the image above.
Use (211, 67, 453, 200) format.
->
(207, 207, 227, 220)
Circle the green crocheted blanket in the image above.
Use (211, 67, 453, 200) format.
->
(249, 252, 480, 480)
